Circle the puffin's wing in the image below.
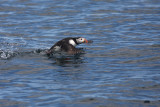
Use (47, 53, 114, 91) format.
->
(47, 39, 65, 54)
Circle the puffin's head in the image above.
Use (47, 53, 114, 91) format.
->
(76, 37, 88, 44)
(69, 37, 88, 47)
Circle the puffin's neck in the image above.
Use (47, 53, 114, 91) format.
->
(69, 39, 77, 47)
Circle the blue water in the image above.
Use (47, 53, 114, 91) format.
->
(0, 0, 160, 106)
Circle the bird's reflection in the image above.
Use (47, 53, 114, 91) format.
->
(34, 48, 85, 67)
(48, 52, 85, 66)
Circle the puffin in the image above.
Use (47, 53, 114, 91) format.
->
(47, 37, 89, 55)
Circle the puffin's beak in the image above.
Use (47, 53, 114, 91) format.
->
(84, 39, 88, 43)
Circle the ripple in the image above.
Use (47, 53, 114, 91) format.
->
(0, 99, 28, 107)
(0, 0, 160, 106)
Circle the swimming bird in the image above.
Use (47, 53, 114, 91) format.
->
(47, 37, 89, 55)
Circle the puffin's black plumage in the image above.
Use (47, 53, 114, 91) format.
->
(47, 37, 88, 55)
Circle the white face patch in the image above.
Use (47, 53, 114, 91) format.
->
(69, 39, 76, 46)
(76, 38, 85, 44)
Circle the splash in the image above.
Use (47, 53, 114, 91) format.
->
(0, 50, 13, 59)
(0, 49, 48, 60)
(0, 37, 48, 59)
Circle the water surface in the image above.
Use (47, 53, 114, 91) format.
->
(0, 0, 160, 106)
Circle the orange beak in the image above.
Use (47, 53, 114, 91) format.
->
(84, 39, 88, 43)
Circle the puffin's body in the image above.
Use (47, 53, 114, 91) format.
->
(47, 37, 88, 55)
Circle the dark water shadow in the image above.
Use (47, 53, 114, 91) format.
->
(48, 52, 85, 67)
